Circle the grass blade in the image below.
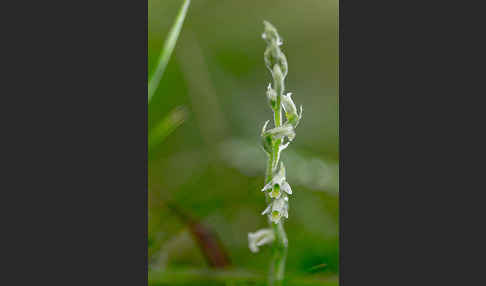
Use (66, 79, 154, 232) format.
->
(148, 0, 191, 103)
(148, 106, 188, 152)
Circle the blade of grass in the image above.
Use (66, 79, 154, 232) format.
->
(177, 29, 228, 147)
(148, 0, 191, 103)
(148, 106, 188, 152)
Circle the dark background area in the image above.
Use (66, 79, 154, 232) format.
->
(4, 0, 479, 286)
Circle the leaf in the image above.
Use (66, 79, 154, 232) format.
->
(148, 0, 191, 103)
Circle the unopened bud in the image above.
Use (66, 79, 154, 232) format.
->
(273, 64, 285, 96)
(282, 93, 302, 127)
(262, 21, 282, 46)
(266, 84, 277, 110)
(265, 46, 288, 80)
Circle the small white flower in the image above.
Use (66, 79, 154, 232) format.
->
(261, 163, 293, 199)
(248, 228, 275, 253)
(262, 196, 289, 224)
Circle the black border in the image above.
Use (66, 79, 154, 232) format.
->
(5, 0, 149, 284)
(6, 0, 479, 284)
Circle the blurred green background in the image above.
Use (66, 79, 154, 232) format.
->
(148, 0, 338, 285)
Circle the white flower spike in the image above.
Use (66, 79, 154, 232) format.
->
(250, 22, 303, 284)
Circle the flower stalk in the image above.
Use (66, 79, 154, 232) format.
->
(249, 21, 302, 286)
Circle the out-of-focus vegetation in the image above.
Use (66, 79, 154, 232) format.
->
(148, 0, 338, 285)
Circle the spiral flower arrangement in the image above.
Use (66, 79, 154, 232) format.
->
(248, 21, 302, 286)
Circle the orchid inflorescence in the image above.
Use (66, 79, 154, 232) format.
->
(260, 20, 302, 227)
(248, 21, 302, 263)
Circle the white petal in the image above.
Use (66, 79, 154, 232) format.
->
(282, 93, 297, 114)
(261, 120, 270, 136)
(261, 204, 272, 215)
(272, 197, 286, 213)
(256, 231, 275, 246)
(272, 162, 286, 184)
(264, 125, 295, 141)
(274, 142, 289, 168)
(283, 207, 289, 218)
(261, 182, 272, 192)
(279, 142, 289, 151)
(248, 233, 259, 253)
(281, 181, 292, 195)
(248, 229, 275, 253)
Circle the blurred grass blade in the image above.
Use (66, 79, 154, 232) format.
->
(307, 263, 328, 273)
(149, 106, 188, 151)
(148, 0, 191, 103)
(167, 203, 232, 268)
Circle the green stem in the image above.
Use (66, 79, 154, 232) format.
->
(271, 222, 288, 286)
(267, 89, 287, 286)
(265, 157, 288, 286)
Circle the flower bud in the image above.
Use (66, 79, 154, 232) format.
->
(272, 64, 285, 96)
(266, 84, 278, 110)
(262, 21, 282, 46)
(282, 93, 302, 127)
(265, 46, 288, 80)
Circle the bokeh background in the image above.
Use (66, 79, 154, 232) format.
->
(148, 0, 338, 285)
